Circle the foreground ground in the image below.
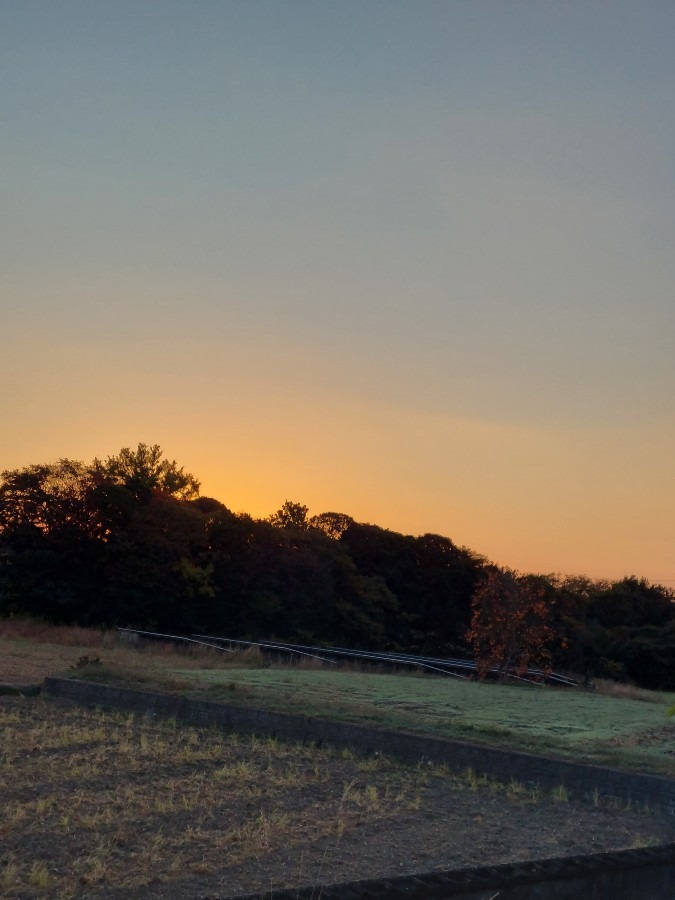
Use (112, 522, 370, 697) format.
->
(1, 696, 673, 899)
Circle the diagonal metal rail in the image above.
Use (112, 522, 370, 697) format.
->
(118, 628, 578, 686)
(193, 634, 578, 686)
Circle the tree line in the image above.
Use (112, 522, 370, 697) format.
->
(1, 444, 673, 689)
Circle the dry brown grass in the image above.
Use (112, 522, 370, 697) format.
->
(593, 678, 663, 704)
(0, 618, 248, 686)
(0, 618, 114, 648)
(0, 698, 452, 897)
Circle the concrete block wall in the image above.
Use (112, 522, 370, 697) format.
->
(232, 846, 675, 900)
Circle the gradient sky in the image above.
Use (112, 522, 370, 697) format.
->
(2, 1, 674, 585)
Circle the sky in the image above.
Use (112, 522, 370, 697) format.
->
(1, 1, 674, 586)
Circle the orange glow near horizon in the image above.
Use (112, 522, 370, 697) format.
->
(2, 330, 673, 587)
(191, 418, 674, 587)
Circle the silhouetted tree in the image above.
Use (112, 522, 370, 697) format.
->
(92, 443, 200, 503)
(340, 523, 480, 653)
(0, 459, 100, 536)
(2, 444, 674, 689)
(268, 500, 310, 531)
(309, 512, 354, 540)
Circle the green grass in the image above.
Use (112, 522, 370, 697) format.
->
(168, 666, 675, 775)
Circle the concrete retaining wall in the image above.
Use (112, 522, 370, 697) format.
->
(43, 677, 675, 815)
(233, 846, 675, 900)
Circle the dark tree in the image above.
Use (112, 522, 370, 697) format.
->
(268, 500, 310, 531)
(92, 443, 200, 502)
(339, 523, 481, 653)
(3, 444, 674, 690)
(0, 445, 206, 627)
(309, 512, 354, 540)
(0, 459, 100, 536)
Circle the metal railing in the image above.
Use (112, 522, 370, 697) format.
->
(118, 628, 577, 687)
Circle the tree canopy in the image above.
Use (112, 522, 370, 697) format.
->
(1, 443, 674, 689)
(467, 568, 559, 681)
(92, 444, 200, 502)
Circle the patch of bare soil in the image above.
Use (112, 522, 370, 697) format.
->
(1, 696, 673, 899)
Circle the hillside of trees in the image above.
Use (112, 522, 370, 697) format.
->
(1, 444, 674, 689)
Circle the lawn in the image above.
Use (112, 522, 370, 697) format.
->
(170, 665, 675, 774)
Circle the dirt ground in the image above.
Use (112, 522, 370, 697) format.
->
(1, 696, 673, 899)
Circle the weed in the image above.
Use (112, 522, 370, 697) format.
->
(358, 751, 392, 773)
(594, 680, 661, 704)
(6, 802, 27, 825)
(35, 795, 56, 816)
(28, 860, 50, 887)
(216, 760, 255, 779)
(631, 835, 660, 849)
(488, 779, 501, 797)
(191, 858, 215, 875)
(0, 859, 18, 889)
(506, 779, 527, 799)
(365, 784, 380, 809)
(552, 785, 569, 803)
(341, 780, 356, 803)
(154, 795, 175, 813)
(464, 767, 479, 790)
(408, 792, 422, 811)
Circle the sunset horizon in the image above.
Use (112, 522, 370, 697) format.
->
(2, 2, 673, 591)
(2, 436, 672, 589)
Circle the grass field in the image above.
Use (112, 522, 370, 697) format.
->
(2, 620, 674, 776)
(175, 666, 675, 774)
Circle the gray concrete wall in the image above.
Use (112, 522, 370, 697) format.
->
(232, 847, 675, 899)
(42, 676, 675, 815)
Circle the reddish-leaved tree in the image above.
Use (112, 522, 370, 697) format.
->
(467, 568, 557, 681)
